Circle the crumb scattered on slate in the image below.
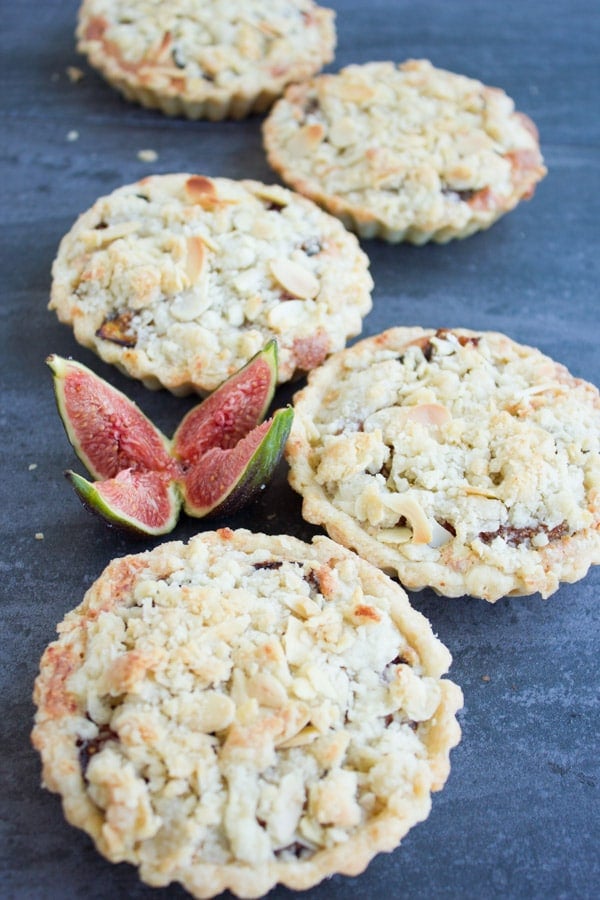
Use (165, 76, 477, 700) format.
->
(137, 149, 158, 162)
(66, 66, 84, 83)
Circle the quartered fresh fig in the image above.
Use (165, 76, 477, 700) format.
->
(178, 407, 294, 518)
(67, 470, 181, 537)
(48, 341, 292, 536)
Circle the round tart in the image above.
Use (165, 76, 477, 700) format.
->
(49, 174, 373, 395)
(263, 59, 547, 243)
(76, 0, 336, 120)
(32, 528, 462, 898)
(287, 328, 600, 601)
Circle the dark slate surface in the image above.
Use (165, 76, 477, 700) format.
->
(1, 2, 598, 898)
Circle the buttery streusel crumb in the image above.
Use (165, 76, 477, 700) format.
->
(32, 529, 462, 897)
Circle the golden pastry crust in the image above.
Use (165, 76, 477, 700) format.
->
(77, 0, 336, 119)
(286, 328, 600, 601)
(263, 59, 547, 242)
(49, 174, 372, 395)
(32, 529, 462, 898)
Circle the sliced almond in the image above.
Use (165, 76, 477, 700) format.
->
(273, 702, 311, 747)
(463, 485, 500, 499)
(377, 526, 413, 545)
(185, 175, 216, 203)
(406, 403, 452, 427)
(287, 123, 325, 155)
(328, 116, 358, 148)
(505, 382, 567, 414)
(245, 672, 288, 709)
(365, 403, 450, 435)
(141, 30, 173, 65)
(83, 220, 139, 250)
(267, 299, 306, 331)
(196, 231, 220, 253)
(192, 691, 235, 733)
(185, 175, 236, 211)
(269, 258, 319, 299)
(333, 80, 375, 103)
(385, 494, 432, 544)
(185, 236, 206, 285)
(253, 185, 289, 209)
(277, 725, 319, 749)
(170, 286, 211, 321)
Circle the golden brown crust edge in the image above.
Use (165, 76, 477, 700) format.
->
(76, 1, 337, 120)
(286, 327, 600, 601)
(263, 63, 547, 243)
(32, 529, 462, 898)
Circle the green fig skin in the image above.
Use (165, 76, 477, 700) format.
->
(180, 406, 294, 518)
(67, 470, 181, 537)
(51, 343, 291, 537)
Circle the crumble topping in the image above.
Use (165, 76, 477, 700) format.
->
(263, 60, 546, 242)
(288, 328, 600, 599)
(50, 174, 372, 394)
(32, 530, 461, 895)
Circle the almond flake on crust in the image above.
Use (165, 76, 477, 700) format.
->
(263, 59, 547, 243)
(32, 529, 462, 898)
(287, 327, 600, 601)
(76, 0, 336, 120)
(49, 174, 372, 395)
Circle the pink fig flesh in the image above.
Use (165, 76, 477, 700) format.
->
(51, 341, 290, 536)
(67, 469, 180, 537)
(180, 406, 294, 517)
(172, 340, 278, 464)
(48, 355, 173, 480)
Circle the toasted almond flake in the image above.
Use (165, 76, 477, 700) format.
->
(185, 175, 237, 210)
(377, 526, 412, 545)
(269, 258, 319, 300)
(253, 185, 289, 208)
(364, 404, 449, 435)
(151, 30, 172, 63)
(82, 221, 140, 250)
(195, 231, 220, 253)
(505, 381, 568, 414)
(246, 672, 288, 709)
(287, 123, 325, 155)
(267, 299, 306, 330)
(170, 287, 211, 322)
(185, 236, 206, 285)
(463, 485, 500, 499)
(185, 175, 217, 203)
(273, 702, 311, 746)
(277, 725, 320, 749)
(194, 692, 235, 732)
(406, 403, 452, 427)
(333, 81, 375, 103)
(243, 294, 263, 322)
(386, 494, 433, 544)
(327, 116, 358, 149)
(137, 149, 158, 163)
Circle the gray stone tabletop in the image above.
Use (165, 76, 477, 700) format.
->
(1, 1, 598, 898)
